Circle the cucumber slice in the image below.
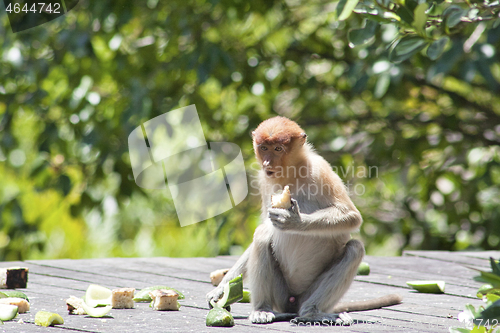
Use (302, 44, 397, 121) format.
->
(0, 304, 18, 321)
(357, 262, 370, 276)
(206, 307, 234, 327)
(133, 286, 184, 302)
(0, 291, 29, 301)
(238, 290, 251, 303)
(81, 302, 112, 318)
(407, 280, 445, 294)
(34, 311, 64, 327)
(85, 284, 112, 308)
(216, 275, 243, 308)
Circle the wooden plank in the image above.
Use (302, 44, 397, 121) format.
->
(342, 280, 482, 313)
(403, 250, 500, 267)
(0, 253, 489, 332)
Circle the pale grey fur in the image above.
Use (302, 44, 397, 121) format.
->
(206, 140, 399, 325)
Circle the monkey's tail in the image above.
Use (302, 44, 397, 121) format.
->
(333, 294, 403, 313)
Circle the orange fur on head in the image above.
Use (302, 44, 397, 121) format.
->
(252, 116, 306, 145)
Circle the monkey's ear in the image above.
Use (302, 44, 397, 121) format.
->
(300, 132, 307, 142)
(296, 132, 307, 146)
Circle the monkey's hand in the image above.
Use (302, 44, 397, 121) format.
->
(268, 199, 305, 231)
(206, 285, 224, 307)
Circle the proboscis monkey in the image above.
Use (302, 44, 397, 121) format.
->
(207, 116, 402, 324)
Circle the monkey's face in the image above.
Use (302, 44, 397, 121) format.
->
(255, 143, 286, 177)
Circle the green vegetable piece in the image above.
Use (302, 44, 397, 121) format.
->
(216, 275, 243, 308)
(407, 280, 445, 294)
(34, 311, 64, 327)
(357, 262, 370, 276)
(238, 290, 251, 303)
(81, 302, 112, 318)
(85, 284, 111, 308)
(0, 290, 29, 301)
(0, 304, 18, 321)
(206, 307, 234, 327)
(133, 286, 184, 302)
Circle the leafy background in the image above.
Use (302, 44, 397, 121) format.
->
(1, 0, 500, 261)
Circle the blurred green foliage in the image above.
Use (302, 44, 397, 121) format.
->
(1, 0, 500, 260)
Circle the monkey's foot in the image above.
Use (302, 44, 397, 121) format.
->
(249, 310, 275, 324)
(295, 312, 353, 326)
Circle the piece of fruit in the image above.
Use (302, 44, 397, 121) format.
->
(0, 304, 18, 321)
(271, 186, 292, 209)
(66, 296, 86, 315)
(149, 289, 180, 311)
(0, 267, 28, 289)
(85, 284, 112, 308)
(0, 298, 29, 313)
(206, 307, 234, 327)
(216, 275, 243, 308)
(238, 290, 251, 303)
(111, 288, 135, 309)
(357, 262, 370, 276)
(133, 286, 184, 302)
(407, 280, 445, 294)
(0, 290, 29, 301)
(34, 311, 64, 327)
(210, 269, 230, 287)
(80, 302, 112, 318)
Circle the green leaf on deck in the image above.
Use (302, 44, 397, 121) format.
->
(490, 258, 500, 277)
(473, 271, 500, 288)
(474, 299, 500, 324)
(449, 328, 472, 333)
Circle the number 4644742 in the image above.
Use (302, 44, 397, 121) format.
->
(6, 2, 62, 14)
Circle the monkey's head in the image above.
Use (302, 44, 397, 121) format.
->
(252, 116, 307, 178)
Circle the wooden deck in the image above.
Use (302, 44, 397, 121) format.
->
(2, 250, 499, 332)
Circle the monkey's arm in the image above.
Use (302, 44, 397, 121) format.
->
(206, 243, 251, 305)
(268, 199, 361, 235)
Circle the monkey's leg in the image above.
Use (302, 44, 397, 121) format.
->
(248, 225, 291, 324)
(296, 239, 364, 325)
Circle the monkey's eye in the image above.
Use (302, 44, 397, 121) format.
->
(275, 146, 283, 152)
(260, 146, 268, 151)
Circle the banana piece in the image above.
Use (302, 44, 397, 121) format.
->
(210, 269, 230, 287)
(271, 185, 292, 209)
